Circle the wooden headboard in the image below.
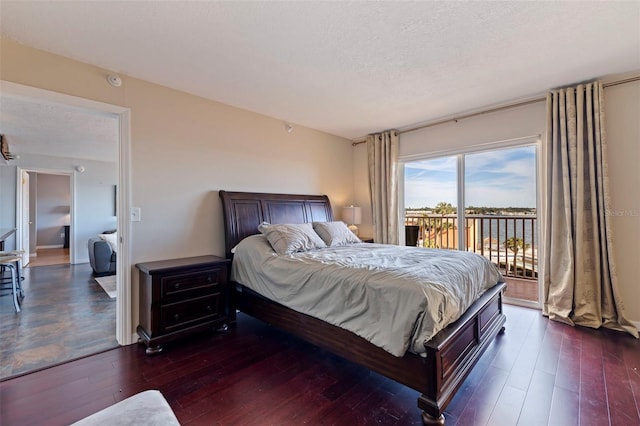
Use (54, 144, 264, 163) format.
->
(219, 190, 333, 258)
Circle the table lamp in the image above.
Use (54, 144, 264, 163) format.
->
(341, 206, 362, 236)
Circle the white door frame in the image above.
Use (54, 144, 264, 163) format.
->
(20, 169, 30, 266)
(2, 80, 134, 346)
(16, 168, 74, 263)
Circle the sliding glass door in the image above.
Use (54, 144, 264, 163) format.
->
(404, 142, 539, 306)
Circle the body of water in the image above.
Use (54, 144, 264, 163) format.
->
(472, 218, 538, 248)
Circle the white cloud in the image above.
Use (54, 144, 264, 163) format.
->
(405, 145, 537, 208)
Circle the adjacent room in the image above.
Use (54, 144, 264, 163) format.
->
(0, 98, 120, 378)
(0, 2, 638, 425)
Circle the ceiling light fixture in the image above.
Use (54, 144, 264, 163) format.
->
(285, 123, 293, 133)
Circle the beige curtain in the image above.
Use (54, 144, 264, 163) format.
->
(367, 130, 399, 244)
(543, 81, 638, 338)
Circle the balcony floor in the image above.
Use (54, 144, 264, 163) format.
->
(503, 275, 539, 303)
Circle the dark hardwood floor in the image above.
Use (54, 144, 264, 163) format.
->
(1, 304, 638, 425)
(0, 262, 117, 379)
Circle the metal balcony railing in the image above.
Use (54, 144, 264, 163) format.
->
(405, 213, 538, 280)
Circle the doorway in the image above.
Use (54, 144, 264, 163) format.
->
(18, 170, 73, 268)
(1, 80, 133, 360)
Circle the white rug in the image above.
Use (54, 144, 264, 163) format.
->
(71, 390, 179, 425)
(94, 275, 117, 299)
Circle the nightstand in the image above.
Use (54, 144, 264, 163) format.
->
(136, 255, 232, 355)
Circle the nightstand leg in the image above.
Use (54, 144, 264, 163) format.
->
(145, 345, 163, 355)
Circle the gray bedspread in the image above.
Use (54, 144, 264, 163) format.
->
(231, 235, 504, 356)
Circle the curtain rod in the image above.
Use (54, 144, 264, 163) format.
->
(351, 75, 640, 146)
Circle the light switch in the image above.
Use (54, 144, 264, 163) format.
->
(131, 207, 141, 222)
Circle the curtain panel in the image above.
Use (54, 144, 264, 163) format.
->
(367, 131, 399, 245)
(543, 81, 637, 338)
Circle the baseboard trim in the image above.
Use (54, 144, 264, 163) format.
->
(36, 245, 64, 250)
(74, 257, 90, 265)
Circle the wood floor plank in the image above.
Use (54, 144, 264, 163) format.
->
(175, 345, 313, 411)
(455, 365, 510, 426)
(504, 314, 547, 392)
(236, 364, 336, 425)
(603, 349, 640, 426)
(27, 247, 70, 267)
(517, 369, 555, 426)
(579, 329, 610, 426)
(45, 393, 117, 426)
(630, 367, 640, 422)
(548, 386, 580, 426)
(535, 322, 564, 376)
(555, 326, 582, 393)
(486, 384, 526, 425)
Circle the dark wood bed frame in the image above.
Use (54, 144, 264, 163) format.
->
(219, 190, 506, 425)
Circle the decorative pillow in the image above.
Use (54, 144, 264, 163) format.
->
(257, 222, 326, 255)
(98, 232, 118, 253)
(313, 221, 361, 247)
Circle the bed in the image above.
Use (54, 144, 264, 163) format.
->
(219, 190, 506, 425)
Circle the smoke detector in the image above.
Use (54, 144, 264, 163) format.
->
(107, 74, 122, 87)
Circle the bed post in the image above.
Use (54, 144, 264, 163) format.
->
(421, 411, 445, 425)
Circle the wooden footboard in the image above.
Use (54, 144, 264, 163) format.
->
(234, 281, 506, 424)
(418, 281, 506, 421)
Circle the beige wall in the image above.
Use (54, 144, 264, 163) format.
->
(604, 80, 640, 326)
(353, 84, 639, 325)
(1, 38, 353, 331)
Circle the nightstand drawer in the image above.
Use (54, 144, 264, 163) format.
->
(161, 268, 223, 298)
(160, 294, 221, 333)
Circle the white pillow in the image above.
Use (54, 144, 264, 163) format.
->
(98, 232, 118, 253)
(257, 222, 326, 255)
(313, 221, 361, 247)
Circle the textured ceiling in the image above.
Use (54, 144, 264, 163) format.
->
(1, 1, 639, 142)
(0, 95, 119, 162)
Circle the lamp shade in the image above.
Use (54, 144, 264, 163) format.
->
(341, 206, 362, 225)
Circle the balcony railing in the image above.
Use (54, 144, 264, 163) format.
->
(405, 213, 538, 280)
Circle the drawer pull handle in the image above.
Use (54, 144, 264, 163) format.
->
(206, 305, 212, 311)
(174, 283, 181, 289)
(207, 276, 213, 283)
(173, 314, 180, 320)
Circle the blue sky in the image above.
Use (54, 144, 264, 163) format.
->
(404, 145, 537, 208)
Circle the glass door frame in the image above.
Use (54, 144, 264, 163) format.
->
(399, 135, 543, 309)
